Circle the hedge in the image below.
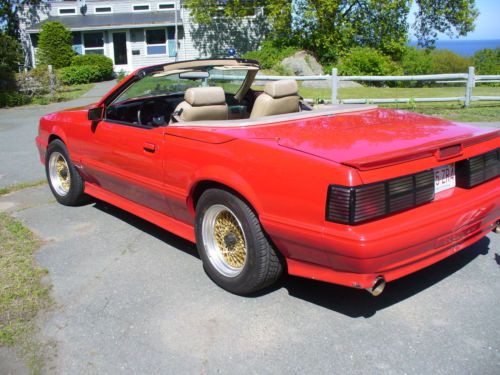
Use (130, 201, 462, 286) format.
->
(58, 65, 102, 85)
(0, 91, 31, 108)
(71, 54, 114, 81)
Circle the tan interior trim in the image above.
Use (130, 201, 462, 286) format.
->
(169, 104, 378, 128)
(163, 59, 260, 72)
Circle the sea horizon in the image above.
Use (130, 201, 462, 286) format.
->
(408, 39, 500, 57)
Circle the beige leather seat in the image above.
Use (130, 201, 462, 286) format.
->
(250, 80, 300, 119)
(173, 86, 228, 122)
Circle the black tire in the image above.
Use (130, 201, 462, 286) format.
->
(45, 139, 86, 206)
(195, 188, 283, 295)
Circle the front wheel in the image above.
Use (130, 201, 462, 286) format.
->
(45, 139, 86, 206)
(195, 189, 283, 295)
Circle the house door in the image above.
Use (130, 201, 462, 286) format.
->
(112, 32, 128, 66)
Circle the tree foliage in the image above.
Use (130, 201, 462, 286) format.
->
(429, 49, 471, 73)
(472, 48, 500, 75)
(0, 32, 23, 71)
(185, 0, 479, 64)
(0, 0, 44, 37)
(37, 21, 74, 68)
(337, 47, 403, 76)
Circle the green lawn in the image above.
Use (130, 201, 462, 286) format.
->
(0, 211, 51, 373)
(296, 85, 500, 122)
(30, 83, 94, 105)
(297, 85, 500, 101)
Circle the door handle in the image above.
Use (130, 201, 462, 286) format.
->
(143, 142, 156, 153)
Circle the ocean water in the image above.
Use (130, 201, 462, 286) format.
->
(408, 39, 500, 56)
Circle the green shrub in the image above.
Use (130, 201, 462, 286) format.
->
(0, 91, 31, 107)
(115, 69, 128, 82)
(242, 40, 300, 69)
(337, 47, 402, 76)
(37, 22, 74, 68)
(401, 47, 433, 75)
(0, 33, 23, 72)
(0, 64, 16, 91)
(473, 48, 500, 75)
(58, 65, 102, 85)
(71, 54, 114, 81)
(16, 66, 54, 97)
(429, 49, 471, 73)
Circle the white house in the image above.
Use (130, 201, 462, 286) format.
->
(18, 0, 268, 72)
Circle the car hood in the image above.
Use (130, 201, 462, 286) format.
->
(270, 108, 498, 170)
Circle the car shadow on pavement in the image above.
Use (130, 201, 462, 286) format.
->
(278, 236, 491, 318)
(92, 199, 200, 259)
(495, 253, 500, 266)
(86, 197, 492, 318)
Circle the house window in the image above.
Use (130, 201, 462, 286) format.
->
(58, 8, 76, 15)
(133, 4, 150, 12)
(146, 29, 166, 55)
(158, 3, 175, 11)
(95, 6, 112, 13)
(84, 32, 104, 55)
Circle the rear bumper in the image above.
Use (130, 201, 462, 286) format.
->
(263, 178, 499, 289)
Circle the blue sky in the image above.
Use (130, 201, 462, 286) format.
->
(409, 0, 500, 40)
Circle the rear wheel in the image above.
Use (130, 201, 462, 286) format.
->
(195, 189, 283, 295)
(45, 139, 86, 206)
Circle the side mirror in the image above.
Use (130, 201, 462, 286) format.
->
(88, 106, 104, 121)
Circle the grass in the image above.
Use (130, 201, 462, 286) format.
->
(30, 83, 94, 105)
(0, 180, 47, 197)
(0, 212, 52, 373)
(295, 84, 500, 122)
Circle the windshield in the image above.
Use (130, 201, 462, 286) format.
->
(113, 66, 251, 105)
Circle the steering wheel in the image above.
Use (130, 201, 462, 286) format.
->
(137, 99, 173, 127)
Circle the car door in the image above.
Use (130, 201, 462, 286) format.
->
(79, 118, 171, 216)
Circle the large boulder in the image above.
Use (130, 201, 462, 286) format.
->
(280, 51, 361, 88)
(281, 51, 324, 76)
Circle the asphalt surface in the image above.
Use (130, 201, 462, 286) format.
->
(0, 80, 117, 188)
(0, 87, 499, 374)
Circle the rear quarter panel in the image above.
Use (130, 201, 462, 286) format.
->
(162, 135, 361, 262)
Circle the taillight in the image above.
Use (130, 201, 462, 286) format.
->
(326, 170, 435, 225)
(456, 149, 499, 188)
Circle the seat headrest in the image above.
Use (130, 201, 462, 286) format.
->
(264, 80, 298, 98)
(184, 87, 226, 106)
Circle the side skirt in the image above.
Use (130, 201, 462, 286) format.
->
(84, 182, 196, 243)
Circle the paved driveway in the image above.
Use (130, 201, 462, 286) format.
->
(0, 186, 499, 374)
(0, 80, 117, 188)
(0, 94, 499, 373)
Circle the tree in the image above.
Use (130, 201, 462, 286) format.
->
(37, 21, 74, 68)
(184, 1, 479, 64)
(472, 48, 500, 75)
(0, 31, 23, 71)
(0, 0, 44, 38)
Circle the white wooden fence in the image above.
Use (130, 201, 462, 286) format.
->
(219, 66, 499, 107)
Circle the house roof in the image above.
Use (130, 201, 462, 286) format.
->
(26, 11, 182, 33)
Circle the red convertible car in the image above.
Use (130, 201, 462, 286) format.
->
(36, 59, 499, 295)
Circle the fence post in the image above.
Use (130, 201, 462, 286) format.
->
(48, 64, 55, 97)
(465, 66, 474, 107)
(331, 68, 338, 104)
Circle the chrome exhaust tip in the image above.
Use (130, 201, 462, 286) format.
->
(494, 222, 500, 234)
(366, 276, 386, 296)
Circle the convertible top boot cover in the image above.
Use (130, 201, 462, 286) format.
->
(250, 80, 300, 119)
(174, 87, 229, 122)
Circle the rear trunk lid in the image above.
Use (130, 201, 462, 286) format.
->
(275, 109, 498, 170)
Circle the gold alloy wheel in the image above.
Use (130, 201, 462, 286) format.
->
(48, 152, 71, 196)
(202, 204, 248, 277)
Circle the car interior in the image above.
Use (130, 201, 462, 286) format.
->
(104, 61, 310, 128)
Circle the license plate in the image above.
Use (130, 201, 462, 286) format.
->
(434, 164, 456, 193)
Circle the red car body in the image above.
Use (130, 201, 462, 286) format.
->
(36, 63, 499, 292)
